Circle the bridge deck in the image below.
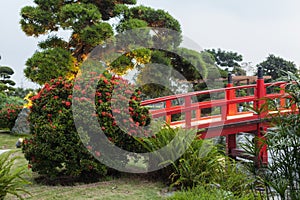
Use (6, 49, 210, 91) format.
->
(151, 109, 295, 138)
(169, 112, 255, 129)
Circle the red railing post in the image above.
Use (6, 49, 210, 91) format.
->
(291, 101, 297, 112)
(221, 105, 227, 121)
(256, 126, 268, 166)
(279, 84, 285, 108)
(196, 108, 201, 120)
(255, 67, 267, 116)
(226, 73, 237, 158)
(226, 73, 237, 116)
(185, 96, 192, 128)
(165, 100, 172, 124)
(288, 84, 297, 111)
(226, 134, 237, 159)
(255, 66, 268, 166)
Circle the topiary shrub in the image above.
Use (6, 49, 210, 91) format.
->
(95, 72, 150, 150)
(22, 73, 150, 180)
(73, 71, 151, 169)
(22, 77, 108, 180)
(0, 103, 23, 130)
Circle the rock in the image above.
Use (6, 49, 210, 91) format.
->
(16, 138, 24, 148)
(11, 108, 30, 134)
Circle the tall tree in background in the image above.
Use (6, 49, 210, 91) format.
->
(135, 49, 212, 98)
(0, 56, 25, 108)
(205, 48, 246, 76)
(11, 87, 35, 99)
(21, 0, 224, 102)
(0, 66, 16, 93)
(20, 0, 181, 85)
(256, 54, 298, 80)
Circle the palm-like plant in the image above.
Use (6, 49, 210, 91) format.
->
(241, 71, 300, 200)
(0, 151, 30, 200)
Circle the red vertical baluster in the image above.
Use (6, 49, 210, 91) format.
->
(280, 84, 285, 109)
(256, 67, 267, 117)
(255, 66, 268, 166)
(196, 108, 201, 120)
(256, 126, 268, 166)
(185, 96, 192, 128)
(227, 134, 237, 159)
(226, 73, 237, 158)
(226, 73, 236, 116)
(166, 100, 171, 124)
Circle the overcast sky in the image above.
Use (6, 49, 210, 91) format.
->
(1, 0, 300, 88)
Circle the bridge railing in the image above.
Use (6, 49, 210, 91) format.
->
(141, 85, 254, 125)
(141, 70, 292, 130)
(141, 67, 298, 165)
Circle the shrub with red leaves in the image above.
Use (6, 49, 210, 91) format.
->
(0, 104, 23, 130)
(22, 73, 150, 180)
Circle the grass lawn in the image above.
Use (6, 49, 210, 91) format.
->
(0, 133, 260, 200)
(6, 176, 166, 200)
(0, 133, 168, 200)
(0, 132, 28, 149)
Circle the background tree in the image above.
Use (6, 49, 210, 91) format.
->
(0, 66, 16, 94)
(116, 5, 182, 49)
(20, 1, 181, 85)
(24, 47, 77, 84)
(256, 54, 298, 80)
(205, 48, 246, 76)
(10, 87, 35, 99)
(0, 57, 24, 130)
(132, 48, 218, 100)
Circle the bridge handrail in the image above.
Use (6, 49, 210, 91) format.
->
(149, 96, 257, 118)
(141, 84, 258, 106)
(264, 81, 287, 87)
(141, 81, 289, 106)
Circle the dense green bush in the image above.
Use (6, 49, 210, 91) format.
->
(0, 92, 24, 130)
(259, 72, 300, 200)
(240, 72, 300, 200)
(135, 125, 195, 182)
(72, 70, 151, 168)
(167, 185, 259, 200)
(169, 138, 223, 188)
(22, 78, 107, 180)
(140, 126, 256, 197)
(94, 72, 150, 152)
(140, 128, 224, 188)
(0, 151, 30, 200)
(22, 73, 150, 180)
(0, 103, 23, 130)
(0, 93, 24, 109)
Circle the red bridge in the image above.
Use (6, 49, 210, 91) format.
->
(141, 67, 296, 165)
